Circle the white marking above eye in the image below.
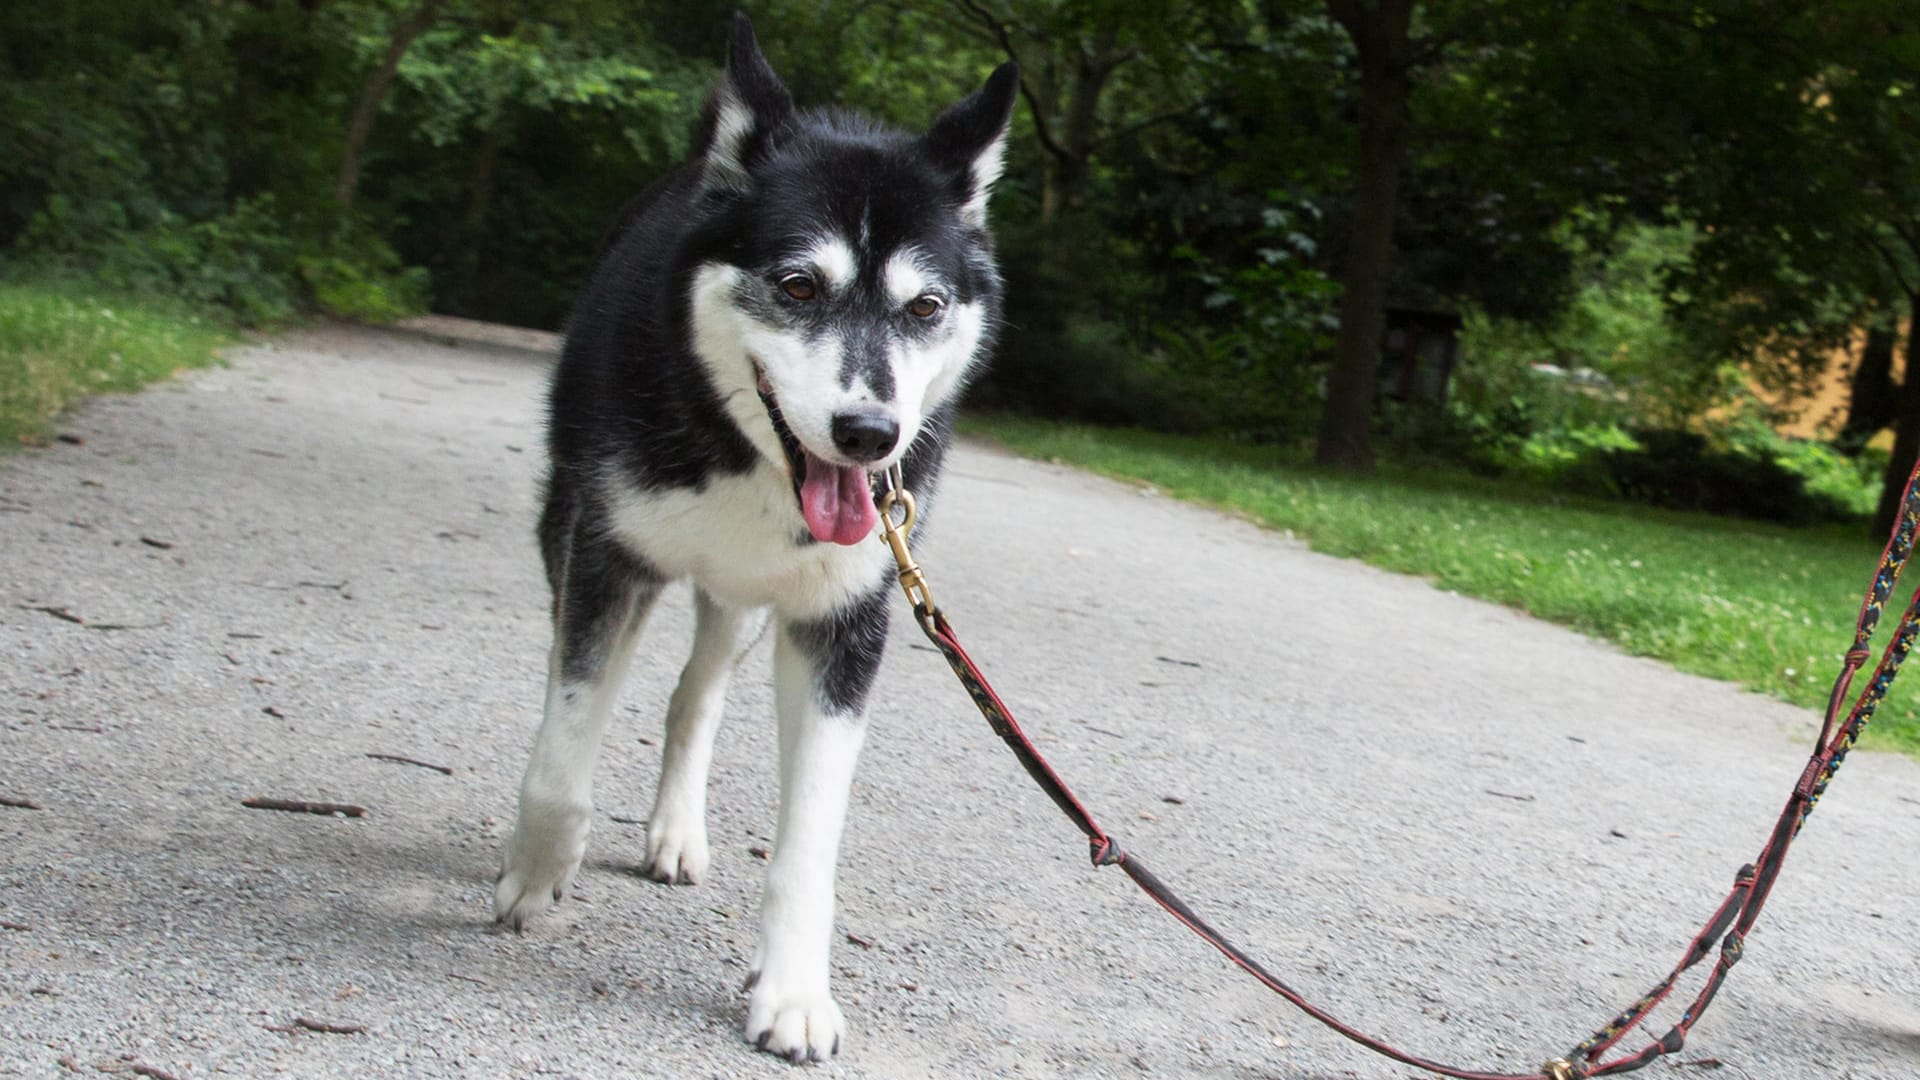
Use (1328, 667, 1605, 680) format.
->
(883, 249, 932, 308)
(802, 237, 857, 293)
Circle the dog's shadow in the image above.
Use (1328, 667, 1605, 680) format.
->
(55, 809, 754, 1045)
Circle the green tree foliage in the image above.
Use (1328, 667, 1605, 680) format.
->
(0, 0, 711, 326)
(1517, 0, 1920, 525)
(1460, 222, 1713, 433)
(1328, 0, 1918, 518)
(5, 0, 1918, 526)
(368, 2, 711, 324)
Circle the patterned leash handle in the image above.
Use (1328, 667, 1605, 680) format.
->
(877, 458, 1920, 1080)
(1568, 456, 1920, 1077)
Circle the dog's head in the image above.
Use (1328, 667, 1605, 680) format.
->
(683, 14, 1018, 546)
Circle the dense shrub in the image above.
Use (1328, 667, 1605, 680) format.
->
(1600, 429, 1826, 523)
(1432, 218, 1878, 524)
(0, 1, 708, 328)
(1446, 417, 1876, 524)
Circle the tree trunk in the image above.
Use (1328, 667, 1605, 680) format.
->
(1054, 31, 1120, 218)
(456, 125, 501, 305)
(1839, 316, 1897, 453)
(1315, 0, 1417, 470)
(334, 0, 444, 211)
(1874, 293, 1920, 534)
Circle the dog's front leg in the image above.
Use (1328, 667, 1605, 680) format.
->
(745, 589, 888, 1063)
(645, 589, 768, 885)
(496, 537, 662, 930)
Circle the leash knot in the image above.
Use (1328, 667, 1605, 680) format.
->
(1089, 835, 1124, 867)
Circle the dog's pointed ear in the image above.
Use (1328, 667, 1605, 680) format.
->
(924, 62, 1020, 229)
(695, 12, 795, 191)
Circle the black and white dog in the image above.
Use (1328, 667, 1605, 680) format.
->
(494, 13, 1018, 1064)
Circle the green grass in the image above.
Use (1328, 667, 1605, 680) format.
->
(970, 416, 1920, 756)
(0, 279, 230, 447)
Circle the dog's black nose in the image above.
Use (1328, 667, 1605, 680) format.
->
(830, 411, 900, 463)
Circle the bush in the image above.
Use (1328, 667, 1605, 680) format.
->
(971, 315, 1186, 428)
(18, 193, 292, 322)
(16, 195, 428, 327)
(93, 198, 299, 324)
(1725, 420, 1880, 519)
(1437, 217, 1876, 525)
(1481, 422, 1873, 525)
(297, 231, 431, 324)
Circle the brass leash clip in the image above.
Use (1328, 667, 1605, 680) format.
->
(1542, 1059, 1579, 1080)
(878, 465, 935, 616)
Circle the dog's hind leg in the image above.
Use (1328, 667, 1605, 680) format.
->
(644, 589, 768, 885)
(495, 530, 662, 930)
(744, 587, 889, 1062)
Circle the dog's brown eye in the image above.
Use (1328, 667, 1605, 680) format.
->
(907, 295, 942, 318)
(780, 274, 818, 301)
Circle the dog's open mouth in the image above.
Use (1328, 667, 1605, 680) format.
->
(754, 362, 879, 546)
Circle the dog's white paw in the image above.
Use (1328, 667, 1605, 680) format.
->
(643, 817, 709, 885)
(744, 974, 845, 1065)
(493, 807, 589, 931)
(645, 776, 714, 880)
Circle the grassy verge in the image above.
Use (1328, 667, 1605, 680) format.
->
(969, 416, 1919, 756)
(0, 279, 230, 447)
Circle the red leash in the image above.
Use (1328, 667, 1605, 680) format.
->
(878, 458, 1920, 1080)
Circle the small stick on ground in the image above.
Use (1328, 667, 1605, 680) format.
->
(295, 1017, 367, 1035)
(365, 752, 453, 776)
(1, 920, 31, 931)
(1484, 789, 1537, 802)
(243, 797, 367, 818)
(132, 1064, 183, 1080)
(19, 605, 163, 631)
(1, 796, 43, 810)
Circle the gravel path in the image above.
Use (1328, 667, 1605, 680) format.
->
(2, 325, 1917, 1079)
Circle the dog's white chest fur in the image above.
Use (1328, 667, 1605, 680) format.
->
(603, 464, 889, 616)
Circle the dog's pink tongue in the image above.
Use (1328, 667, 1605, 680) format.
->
(799, 454, 878, 546)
